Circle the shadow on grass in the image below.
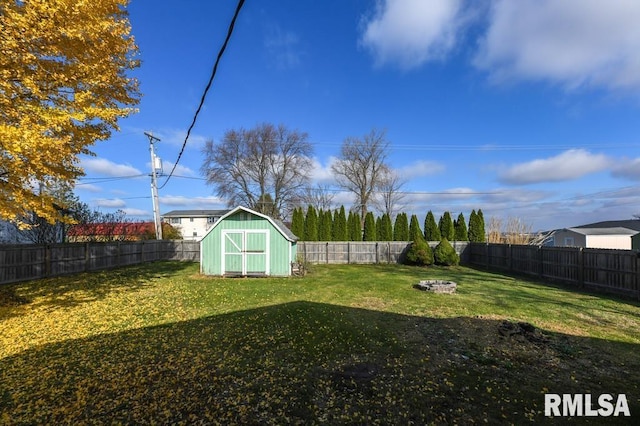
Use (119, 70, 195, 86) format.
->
(0, 261, 197, 319)
(1, 301, 638, 424)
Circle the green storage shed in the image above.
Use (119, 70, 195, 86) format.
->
(200, 206, 298, 276)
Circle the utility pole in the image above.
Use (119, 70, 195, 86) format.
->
(145, 132, 163, 240)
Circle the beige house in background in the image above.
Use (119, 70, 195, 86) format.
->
(552, 227, 638, 250)
(549, 220, 640, 250)
(161, 210, 229, 241)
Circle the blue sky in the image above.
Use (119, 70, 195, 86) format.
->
(75, 0, 640, 231)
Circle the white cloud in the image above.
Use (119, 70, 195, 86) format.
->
(310, 157, 337, 183)
(156, 128, 208, 149)
(360, 0, 464, 69)
(264, 25, 303, 69)
(398, 160, 445, 179)
(122, 208, 151, 218)
(611, 158, 640, 180)
(93, 198, 126, 208)
(498, 149, 610, 185)
(82, 158, 142, 177)
(75, 183, 102, 193)
(157, 160, 195, 177)
(480, 188, 551, 204)
(475, 0, 640, 90)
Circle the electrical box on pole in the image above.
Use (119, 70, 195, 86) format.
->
(144, 131, 163, 240)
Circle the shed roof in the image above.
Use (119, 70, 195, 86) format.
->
(203, 206, 298, 242)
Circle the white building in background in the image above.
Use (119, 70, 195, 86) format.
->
(161, 209, 229, 241)
(549, 220, 640, 250)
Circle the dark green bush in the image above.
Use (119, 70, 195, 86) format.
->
(434, 238, 459, 266)
(405, 239, 434, 266)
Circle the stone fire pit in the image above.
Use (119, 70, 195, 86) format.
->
(414, 280, 457, 294)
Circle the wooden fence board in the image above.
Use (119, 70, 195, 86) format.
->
(4, 240, 638, 299)
(467, 243, 639, 299)
(297, 241, 464, 265)
(0, 240, 199, 285)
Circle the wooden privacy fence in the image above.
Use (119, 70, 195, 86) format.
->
(298, 241, 469, 265)
(467, 243, 640, 299)
(0, 240, 200, 285)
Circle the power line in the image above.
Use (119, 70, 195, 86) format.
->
(159, 0, 246, 190)
(75, 175, 147, 185)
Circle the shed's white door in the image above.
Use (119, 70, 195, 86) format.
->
(222, 230, 269, 275)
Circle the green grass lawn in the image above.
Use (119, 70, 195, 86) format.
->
(1, 262, 639, 424)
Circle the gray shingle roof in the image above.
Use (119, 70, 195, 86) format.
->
(162, 209, 230, 217)
(574, 220, 640, 232)
(273, 218, 298, 241)
(568, 227, 638, 236)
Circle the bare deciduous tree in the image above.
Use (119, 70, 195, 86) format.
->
(373, 168, 406, 219)
(331, 128, 390, 223)
(200, 123, 313, 219)
(488, 216, 537, 245)
(487, 216, 503, 243)
(300, 184, 335, 212)
(505, 217, 535, 245)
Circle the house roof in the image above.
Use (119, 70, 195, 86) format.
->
(162, 209, 230, 218)
(202, 206, 298, 242)
(566, 227, 639, 236)
(574, 220, 640, 232)
(68, 222, 155, 236)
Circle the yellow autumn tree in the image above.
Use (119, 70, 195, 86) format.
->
(0, 0, 140, 226)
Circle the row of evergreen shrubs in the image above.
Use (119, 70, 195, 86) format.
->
(291, 205, 486, 243)
(405, 238, 460, 267)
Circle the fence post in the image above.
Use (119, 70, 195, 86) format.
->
(375, 242, 379, 264)
(578, 247, 584, 288)
(326, 242, 329, 264)
(508, 244, 513, 272)
(484, 243, 490, 269)
(538, 246, 544, 279)
(347, 242, 351, 264)
(44, 245, 51, 277)
(84, 242, 90, 272)
(388, 242, 391, 264)
(636, 253, 640, 301)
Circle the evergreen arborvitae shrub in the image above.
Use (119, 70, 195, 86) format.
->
(349, 211, 362, 241)
(409, 214, 423, 242)
(424, 211, 441, 241)
(291, 207, 305, 240)
(380, 213, 393, 241)
(325, 210, 333, 240)
(376, 216, 384, 241)
(468, 210, 481, 242)
(434, 238, 460, 266)
(363, 212, 376, 241)
(477, 209, 486, 242)
(454, 212, 468, 241)
(439, 211, 455, 241)
(393, 213, 409, 241)
(405, 238, 434, 266)
(304, 206, 318, 241)
(320, 209, 332, 241)
(333, 206, 348, 241)
(317, 209, 325, 240)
